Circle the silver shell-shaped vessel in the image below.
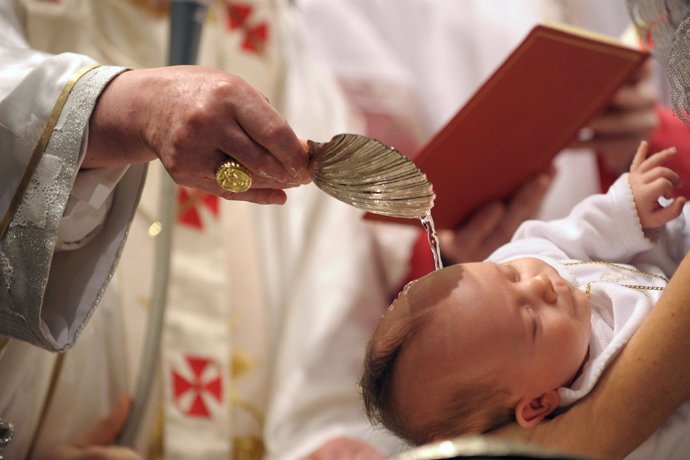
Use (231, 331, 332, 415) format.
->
(309, 134, 435, 219)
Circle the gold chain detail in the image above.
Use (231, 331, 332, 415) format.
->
(620, 284, 665, 291)
(584, 281, 664, 299)
(563, 260, 669, 282)
(568, 261, 668, 300)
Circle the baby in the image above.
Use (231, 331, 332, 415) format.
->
(361, 141, 689, 446)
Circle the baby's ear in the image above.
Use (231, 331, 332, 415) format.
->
(514, 390, 560, 428)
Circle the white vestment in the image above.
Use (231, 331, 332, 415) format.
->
(0, 1, 146, 352)
(1, 0, 412, 458)
(0, 1, 148, 457)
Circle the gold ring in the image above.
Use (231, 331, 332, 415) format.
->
(215, 159, 252, 193)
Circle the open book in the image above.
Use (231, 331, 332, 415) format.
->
(367, 23, 649, 229)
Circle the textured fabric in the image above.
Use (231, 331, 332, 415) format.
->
(0, 63, 142, 351)
(3, 1, 410, 458)
(0, 3, 147, 457)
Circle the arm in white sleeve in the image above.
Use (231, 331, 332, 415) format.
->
(56, 163, 129, 250)
(506, 174, 654, 263)
(0, 2, 147, 351)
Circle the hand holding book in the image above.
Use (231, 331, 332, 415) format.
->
(439, 170, 554, 264)
(572, 59, 659, 176)
(366, 23, 649, 230)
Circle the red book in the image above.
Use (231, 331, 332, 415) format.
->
(367, 23, 649, 229)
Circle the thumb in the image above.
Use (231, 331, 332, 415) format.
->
(74, 395, 132, 447)
(651, 197, 686, 227)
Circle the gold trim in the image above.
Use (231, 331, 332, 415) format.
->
(0, 64, 102, 239)
(147, 403, 165, 460)
(563, 260, 669, 283)
(566, 261, 668, 300)
(125, 0, 170, 18)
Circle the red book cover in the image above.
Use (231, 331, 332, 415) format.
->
(367, 23, 649, 229)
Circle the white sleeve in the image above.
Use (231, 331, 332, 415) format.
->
(0, 2, 131, 250)
(508, 174, 654, 263)
(0, 2, 146, 351)
(56, 163, 130, 250)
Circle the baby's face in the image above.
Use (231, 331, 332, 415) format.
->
(388, 258, 591, 426)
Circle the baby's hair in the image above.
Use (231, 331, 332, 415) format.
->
(430, 381, 515, 441)
(360, 299, 515, 445)
(360, 304, 433, 444)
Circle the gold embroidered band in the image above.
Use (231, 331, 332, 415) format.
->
(0, 64, 101, 239)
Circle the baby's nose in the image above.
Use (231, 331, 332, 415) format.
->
(531, 273, 557, 304)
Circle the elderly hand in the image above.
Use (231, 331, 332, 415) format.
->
(42, 396, 143, 460)
(85, 66, 310, 205)
(439, 170, 553, 263)
(573, 61, 659, 176)
(629, 141, 685, 230)
(303, 437, 386, 460)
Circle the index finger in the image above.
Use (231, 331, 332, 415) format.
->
(637, 146, 678, 173)
(235, 90, 310, 184)
(630, 141, 649, 172)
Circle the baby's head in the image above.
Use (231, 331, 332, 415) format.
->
(360, 258, 591, 445)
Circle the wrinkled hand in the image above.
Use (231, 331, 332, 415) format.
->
(629, 141, 685, 230)
(43, 396, 143, 460)
(440, 171, 553, 263)
(86, 66, 310, 205)
(303, 437, 386, 460)
(572, 61, 659, 175)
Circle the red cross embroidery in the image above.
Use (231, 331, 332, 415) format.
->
(226, 2, 269, 54)
(227, 2, 252, 29)
(177, 187, 220, 230)
(242, 23, 268, 53)
(171, 355, 223, 418)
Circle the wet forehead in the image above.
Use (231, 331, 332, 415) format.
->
(390, 263, 521, 414)
(376, 262, 514, 356)
(409, 263, 516, 345)
(405, 263, 468, 313)
(373, 264, 467, 356)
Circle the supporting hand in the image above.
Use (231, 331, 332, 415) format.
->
(42, 396, 143, 460)
(440, 170, 553, 263)
(572, 61, 659, 175)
